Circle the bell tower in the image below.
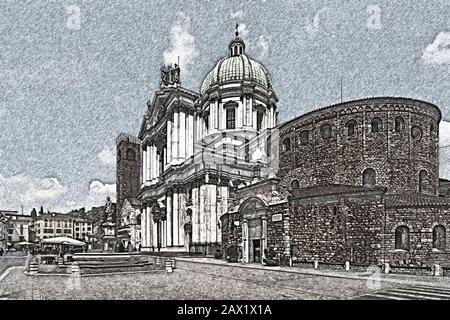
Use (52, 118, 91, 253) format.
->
(116, 133, 141, 223)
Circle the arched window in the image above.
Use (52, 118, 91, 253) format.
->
(418, 170, 427, 193)
(283, 137, 291, 151)
(321, 124, 332, 139)
(395, 226, 410, 250)
(126, 149, 136, 161)
(346, 120, 356, 136)
(371, 117, 382, 133)
(433, 225, 446, 251)
(395, 116, 404, 133)
(266, 135, 271, 157)
(300, 130, 309, 145)
(226, 108, 235, 129)
(411, 126, 423, 140)
(136, 214, 142, 226)
(257, 111, 264, 131)
(430, 123, 435, 135)
(362, 168, 376, 186)
(291, 179, 300, 189)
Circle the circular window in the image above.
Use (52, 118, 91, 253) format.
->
(411, 126, 423, 140)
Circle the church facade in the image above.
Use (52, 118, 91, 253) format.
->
(116, 30, 450, 270)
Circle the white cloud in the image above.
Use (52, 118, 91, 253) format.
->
(0, 174, 68, 211)
(422, 31, 450, 66)
(0, 174, 115, 214)
(98, 144, 116, 166)
(163, 13, 199, 77)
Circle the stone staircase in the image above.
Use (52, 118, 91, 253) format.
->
(72, 253, 166, 274)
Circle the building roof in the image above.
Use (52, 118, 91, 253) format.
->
(385, 193, 450, 208)
(290, 184, 386, 200)
(124, 198, 141, 208)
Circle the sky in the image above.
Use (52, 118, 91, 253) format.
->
(1, 0, 450, 214)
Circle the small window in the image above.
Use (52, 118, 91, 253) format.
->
(300, 130, 309, 145)
(283, 138, 291, 151)
(257, 111, 264, 131)
(126, 149, 136, 161)
(433, 225, 446, 251)
(430, 123, 435, 135)
(395, 116, 404, 133)
(395, 226, 410, 250)
(418, 170, 427, 193)
(291, 179, 300, 189)
(362, 168, 376, 186)
(411, 126, 423, 140)
(346, 120, 356, 136)
(226, 108, 236, 130)
(321, 124, 332, 139)
(371, 117, 382, 133)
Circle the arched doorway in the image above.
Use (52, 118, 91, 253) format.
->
(238, 197, 268, 264)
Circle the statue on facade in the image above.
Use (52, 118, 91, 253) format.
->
(104, 196, 113, 222)
(173, 63, 180, 84)
(160, 66, 169, 86)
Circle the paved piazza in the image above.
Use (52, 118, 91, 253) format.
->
(2, 258, 450, 300)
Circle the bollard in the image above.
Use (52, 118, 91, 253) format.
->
(345, 261, 350, 271)
(155, 256, 162, 266)
(434, 264, 442, 276)
(384, 263, 391, 274)
(58, 257, 64, 267)
(29, 259, 39, 275)
(165, 259, 173, 273)
(314, 260, 319, 269)
(171, 258, 176, 269)
(71, 262, 80, 275)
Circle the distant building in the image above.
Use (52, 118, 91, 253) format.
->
(0, 212, 8, 251)
(2, 211, 31, 246)
(34, 212, 93, 242)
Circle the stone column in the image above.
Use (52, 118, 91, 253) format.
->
(161, 220, 166, 248)
(187, 113, 194, 158)
(142, 149, 147, 183)
(141, 207, 147, 247)
(179, 110, 186, 161)
(261, 217, 267, 261)
(199, 185, 206, 243)
(173, 191, 179, 246)
(172, 110, 179, 165)
(146, 145, 151, 181)
(155, 151, 160, 179)
(192, 186, 199, 244)
(147, 207, 153, 249)
(210, 185, 217, 244)
(167, 119, 172, 165)
(152, 220, 158, 249)
(218, 186, 228, 244)
(242, 219, 248, 263)
(179, 192, 186, 247)
(166, 194, 173, 247)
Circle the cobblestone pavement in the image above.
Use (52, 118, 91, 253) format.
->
(0, 255, 26, 276)
(2, 257, 450, 300)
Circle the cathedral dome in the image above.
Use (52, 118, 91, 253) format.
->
(200, 29, 272, 95)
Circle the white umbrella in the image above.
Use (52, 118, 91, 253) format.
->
(17, 241, 32, 246)
(41, 237, 85, 246)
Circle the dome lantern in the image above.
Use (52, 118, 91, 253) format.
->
(229, 24, 245, 57)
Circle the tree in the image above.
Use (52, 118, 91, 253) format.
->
(39, 206, 44, 215)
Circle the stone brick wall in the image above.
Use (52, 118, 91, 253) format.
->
(116, 135, 141, 221)
(384, 206, 450, 267)
(278, 98, 441, 196)
(289, 192, 385, 266)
